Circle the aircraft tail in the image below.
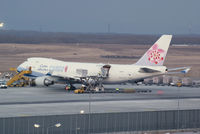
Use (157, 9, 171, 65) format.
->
(135, 35, 172, 66)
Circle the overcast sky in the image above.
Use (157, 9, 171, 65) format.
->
(0, 0, 200, 34)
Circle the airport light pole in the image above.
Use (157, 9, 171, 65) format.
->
(177, 81, 182, 130)
(88, 90, 91, 134)
(76, 110, 85, 134)
(34, 123, 61, 134)
(0, 22, 4, 30)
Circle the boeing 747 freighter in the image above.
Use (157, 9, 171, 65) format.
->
(17, 35, 190, 90)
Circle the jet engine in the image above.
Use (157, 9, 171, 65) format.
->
(34, 76, 54, 86)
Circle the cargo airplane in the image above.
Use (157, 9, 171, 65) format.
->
(17, 35, 190, 90)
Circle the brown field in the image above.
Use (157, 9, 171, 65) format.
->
(0, 43, 200, 78)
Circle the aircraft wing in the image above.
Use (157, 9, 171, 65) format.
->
(46, 71, 82, 82)
(139, 67, 161, 73)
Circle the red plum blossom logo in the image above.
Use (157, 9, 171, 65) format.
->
(147, 44, 165, 64)
(65, 66, 68, 72)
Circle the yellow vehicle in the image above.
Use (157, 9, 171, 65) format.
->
(176, 82, 182, 87)
(6, 67, 32, 87)
(74, 89, 85, 94)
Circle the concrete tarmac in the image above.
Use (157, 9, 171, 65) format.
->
(0, 84, 200, 104)
(0, 85, 200, 117)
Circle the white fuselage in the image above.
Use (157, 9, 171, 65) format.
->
(18, 58, 167, 84)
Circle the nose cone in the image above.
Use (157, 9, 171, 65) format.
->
(17, 61, 27, 72)
(17, 65, 23, 72)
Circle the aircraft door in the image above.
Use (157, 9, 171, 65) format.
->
(101, 65, 111, 77)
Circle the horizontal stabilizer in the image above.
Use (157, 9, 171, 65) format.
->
(166, 67, 191, 74)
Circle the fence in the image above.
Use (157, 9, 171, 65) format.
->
(0, 109, 200, 134)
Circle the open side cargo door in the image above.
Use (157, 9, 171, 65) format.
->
(101, 64, 111, 78)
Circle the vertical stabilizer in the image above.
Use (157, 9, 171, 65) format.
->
(135, 35, 172, 66)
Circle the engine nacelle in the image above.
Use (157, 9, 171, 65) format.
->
(34, 76, 54, 86)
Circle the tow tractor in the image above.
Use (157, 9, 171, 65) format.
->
(74, 88, 85, 94)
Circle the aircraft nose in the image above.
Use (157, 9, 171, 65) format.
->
(17, 62, 26, 72)
(17, 65, 23, 72)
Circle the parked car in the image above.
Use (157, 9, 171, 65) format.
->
(0, 83, 7, 89)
